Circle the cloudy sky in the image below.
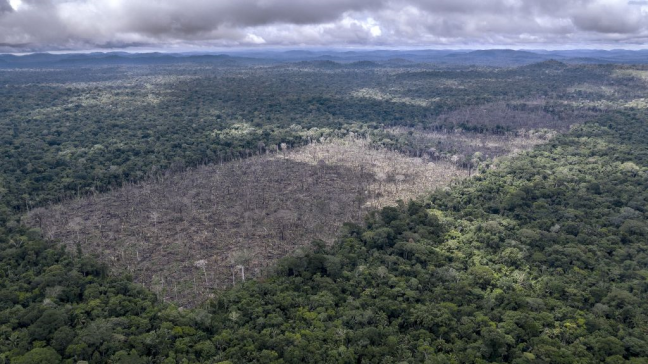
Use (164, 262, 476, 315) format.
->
(1, 0, 647, 52)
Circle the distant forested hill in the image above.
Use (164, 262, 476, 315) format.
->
(2, 110, 647, 363)
(3, 49, 648, 68)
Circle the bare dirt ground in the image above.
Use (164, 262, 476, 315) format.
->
(28, 137, 467, 306)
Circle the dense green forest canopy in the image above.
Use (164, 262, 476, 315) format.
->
(1, 61, 648, 363)
(1, 62, 645, 221)
(1, 110, 648, 362)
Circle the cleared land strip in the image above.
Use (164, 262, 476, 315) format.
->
(28, 129, 554, 307)
(28, 137, 468, 306)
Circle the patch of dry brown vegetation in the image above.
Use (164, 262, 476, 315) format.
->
(27, 137, 466, 306)
(387, 126, 555, 161)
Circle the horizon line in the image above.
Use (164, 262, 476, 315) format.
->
(3, 47, 648, 56)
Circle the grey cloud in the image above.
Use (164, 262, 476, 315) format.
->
(83, 0, 388, 35)
(0, 0, 391, 50)
(0, 0, 647, 51)
(0, 0, 13, 13)
(382, 0, 647, 41)
(571, 1, 643, 33)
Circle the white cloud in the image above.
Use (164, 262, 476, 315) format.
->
(0, 0, 647, 51)
(8, 0, 20, 10)
(245, 33, 266, 44)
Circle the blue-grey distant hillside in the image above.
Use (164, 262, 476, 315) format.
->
(0, 52, 274, 68)
(1, 49, 647, 68)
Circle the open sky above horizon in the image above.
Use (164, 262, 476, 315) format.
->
(1, 0, 647, 53)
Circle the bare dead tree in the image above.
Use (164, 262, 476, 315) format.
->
(26, 136, 467, 306)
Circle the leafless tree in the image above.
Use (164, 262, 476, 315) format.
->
(27, 135, 467, 306)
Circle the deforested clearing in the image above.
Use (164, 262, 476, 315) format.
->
(28, 137, 467, 306)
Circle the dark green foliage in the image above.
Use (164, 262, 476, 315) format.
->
(3, 62, 648, 363)
(0, 63, 638, 226)
(1, 110, 648, 363)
